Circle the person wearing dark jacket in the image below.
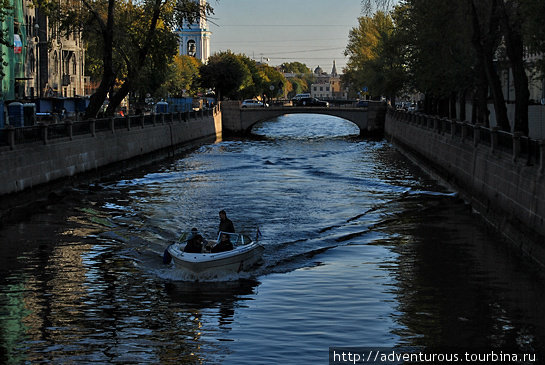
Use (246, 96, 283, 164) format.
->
(211, 233, 234, 253)
(218, 210, 235, 234)
(184, 228, 203, 253)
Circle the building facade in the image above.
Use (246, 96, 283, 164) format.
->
(1, 0, 86, 103)
(310, 61, 347, 100)
(35, 7, 86, 98)
(1, 0, 27, 101)
(175, 0, 211, 63)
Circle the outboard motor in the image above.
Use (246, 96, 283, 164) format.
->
(163, 247, 172, 264)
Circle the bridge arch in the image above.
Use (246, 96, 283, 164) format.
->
(245, 109, 363, 134)
(220, 102, 386, 136)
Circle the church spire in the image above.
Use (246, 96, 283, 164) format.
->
(331, 60, 338, 77)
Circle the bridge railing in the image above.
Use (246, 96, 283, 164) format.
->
(388, 109, 545, 171)
(0, 105, 220, 151)
(243, 99, 373, 109)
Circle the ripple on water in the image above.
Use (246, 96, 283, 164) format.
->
(0, 114, 543, 364)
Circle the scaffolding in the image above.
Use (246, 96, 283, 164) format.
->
(1, 0, 27, 101)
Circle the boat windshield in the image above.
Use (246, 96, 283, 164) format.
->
(217, 232, 252, 246)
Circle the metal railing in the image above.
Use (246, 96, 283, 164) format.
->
(0, 105, 220, 150)
(388, 109, 545, 172)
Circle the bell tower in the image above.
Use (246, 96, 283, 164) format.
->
(176, 0, 211, 63)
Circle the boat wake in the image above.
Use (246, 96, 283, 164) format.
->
(86, 187, 460, 282)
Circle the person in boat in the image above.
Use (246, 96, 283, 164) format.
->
(184, 228, 204, 253)
(211, 233, 234, 253)
(218, 210, 235, 234)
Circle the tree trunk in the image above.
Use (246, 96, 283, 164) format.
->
(84, 0, 115, 120)
(105, 0, 163, 116)
(498, 0, 529, 135)
(469, 0, 509, 130)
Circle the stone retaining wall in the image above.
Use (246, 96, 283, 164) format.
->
(0, 107, 222, 196)
(385, 109, 545, 267)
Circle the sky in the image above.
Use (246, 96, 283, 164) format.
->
(207, 0, 364, 73)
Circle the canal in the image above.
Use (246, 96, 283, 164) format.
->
(1, 114, 543, 363)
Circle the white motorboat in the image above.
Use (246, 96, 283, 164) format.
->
(165, 230, 265, 279)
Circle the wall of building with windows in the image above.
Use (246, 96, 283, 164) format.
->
(1, 0, 86, 108)
(1, 0, 27, 101)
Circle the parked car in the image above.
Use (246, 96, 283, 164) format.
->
(356, 100, 369, 107)
(241, 99, 268, 108)
(296, 97, 329, 107)
(291, 93, 311, 105)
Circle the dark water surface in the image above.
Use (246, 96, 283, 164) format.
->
(1, 114, 543, 364)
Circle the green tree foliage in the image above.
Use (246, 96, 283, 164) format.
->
(357, 0, 544, 133)
(199, 52, 287, 101)
(254, 63, 287, 100)
(523, 0, 545, 75)
(280, 62, 311, 75)
(284, 77, 310, 98)
(344, 11, 405, 101)
(36, 0, 214, 118)
(199, 51, 252, 100)
(162, 55, 202, 97)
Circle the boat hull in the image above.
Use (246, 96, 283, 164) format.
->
(168, 242, 265, 278)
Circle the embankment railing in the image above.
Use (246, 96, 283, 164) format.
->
(0, 106, 220, 151)
(388, 109, 545, 173)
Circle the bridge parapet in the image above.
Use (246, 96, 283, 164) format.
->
(221, 101, 386, 136)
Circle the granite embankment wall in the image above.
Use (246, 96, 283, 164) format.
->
(0, 107, 222, 197)
(385, 109, 545, 267)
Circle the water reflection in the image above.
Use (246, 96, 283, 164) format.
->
(380, 194, 545, 353)
(0, 114, 544, 363)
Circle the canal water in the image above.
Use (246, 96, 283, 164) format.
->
(0, 114, 543, 364)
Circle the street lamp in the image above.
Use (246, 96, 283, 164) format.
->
(34, 23, 41, 98)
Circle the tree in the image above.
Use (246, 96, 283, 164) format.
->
(361, 0, 542, 134)
(162, 55, 202, 97)
(344, 11, 405, 101)
(468, 0, 509, 128)
(199, 52, 287, 101)
(522, 0, 545, 76)
(37, 0, 214, 118)
(286, 77, 309, 98)
(199, 51, 252, 100)
(497, 0, 530, 134)
(280, 62, 311, 75)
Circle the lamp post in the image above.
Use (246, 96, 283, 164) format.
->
(34, 23, 41, 98)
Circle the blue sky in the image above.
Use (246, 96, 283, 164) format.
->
(207, 0, 364, 73)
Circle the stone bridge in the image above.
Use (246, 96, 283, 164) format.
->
(220, 101, 386, 136)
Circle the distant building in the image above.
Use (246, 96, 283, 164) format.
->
(311, 83, 332, 99)
(176, 0, 211, 63)
(310, 61, 347, 100)
(0, 0, 86, 100)
(36, 11, 86, 98)
(1, 0, 27, 100)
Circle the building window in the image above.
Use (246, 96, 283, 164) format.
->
(53, 52, 58, 75)
(187, 40, 196, 57)
(29, 50, 35, 73)
(72, 57, 77, 74)
(64, 55, 70, 75)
